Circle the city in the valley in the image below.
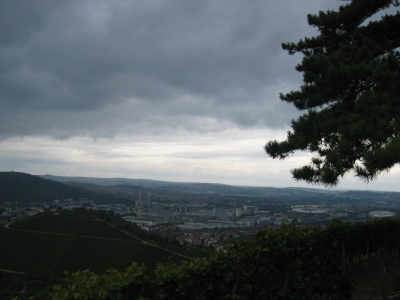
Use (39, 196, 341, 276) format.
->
(1, 174, 399, 250)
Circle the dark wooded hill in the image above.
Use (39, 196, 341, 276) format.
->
(0, 172, 82, 203)
(0, 172, 130, 204)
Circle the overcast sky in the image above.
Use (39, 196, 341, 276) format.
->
(1, 0, 399, 191)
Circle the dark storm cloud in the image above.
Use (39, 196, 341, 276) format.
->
(0, 0, 342, 139)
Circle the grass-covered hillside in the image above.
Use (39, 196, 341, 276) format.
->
(0, 210, 208, 277)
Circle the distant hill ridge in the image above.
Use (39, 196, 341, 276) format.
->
(39, 174, 326, 193)
(38, 174, 400, 197)
(0, 172, 131, 204)
(0, 172, 84, 203)
(2, 172, 399, 203)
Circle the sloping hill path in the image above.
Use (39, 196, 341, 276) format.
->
(90, 214, 195, 260)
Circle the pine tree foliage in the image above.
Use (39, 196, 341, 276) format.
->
(265, 0, 400, 186)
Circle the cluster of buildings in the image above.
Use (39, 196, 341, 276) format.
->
(0, 202, 44, 222)
(123, 198, 399, 233)
(2, 184, 399, 251)
(286, 204, 399, 225)
(122, 193, 291, 231)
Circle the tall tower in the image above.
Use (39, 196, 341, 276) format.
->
(147, 192, 150, 206)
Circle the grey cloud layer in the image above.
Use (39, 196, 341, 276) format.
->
(0, 0, 341, 139)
